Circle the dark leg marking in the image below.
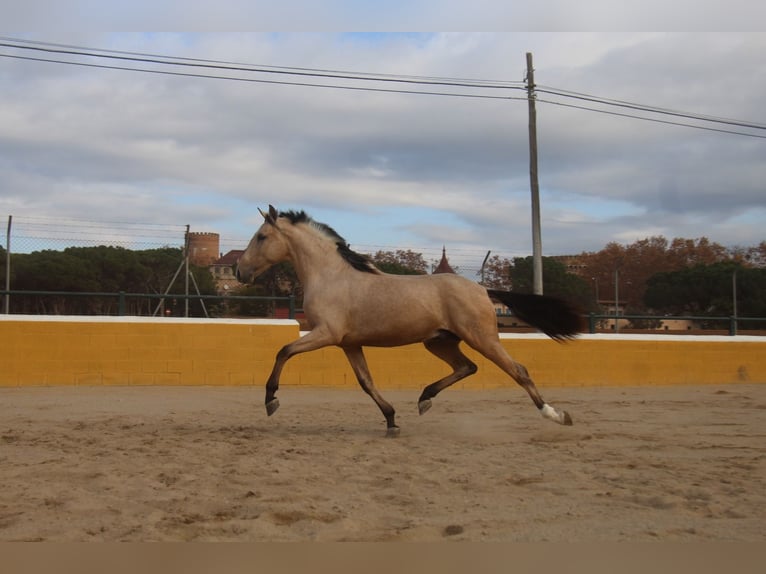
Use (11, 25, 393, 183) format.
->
(342, 346, 399, 436)
(263, 328, 335, 418)
(418, 331, 478, 415)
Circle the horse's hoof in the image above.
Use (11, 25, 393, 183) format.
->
(265, 398, 280, 417)
(386, 426, 401, 438)
(541, 403, 573, 426)
(418, 399, 432, 415)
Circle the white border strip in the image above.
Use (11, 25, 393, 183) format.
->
(1, 316, 763, 342)
(0, 314, 298, 326)
(498, 332, 766, 343)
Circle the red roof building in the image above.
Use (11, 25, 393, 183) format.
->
(432, 246, 456, 274)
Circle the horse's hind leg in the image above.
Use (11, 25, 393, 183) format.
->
(466, 337, 573, 426)
(342, 346, 399, 437)
(418, 331, 478, 415)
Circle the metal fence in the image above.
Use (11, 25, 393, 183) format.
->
(0, 290, 296, 319)
(584, 313, 764, 336)
(1, 214, 254, 317)
(3, 214, 194, 253)
(4, 214, 764, 333)
(4, 288, 766, 335)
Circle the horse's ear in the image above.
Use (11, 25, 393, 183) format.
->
(259, 206, 277, 226)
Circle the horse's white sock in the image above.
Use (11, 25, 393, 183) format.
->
(540, 403, 561, 423)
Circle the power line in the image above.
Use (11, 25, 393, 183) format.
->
(0, 53, 520, 101)
(0, 36, 520, 88)
(536, 85, 766, 131)
(1, 37, 765, 137)
(536, 97, 766, 139)
(0, 39, 523, 93)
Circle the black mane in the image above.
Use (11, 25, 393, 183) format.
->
(279, 209, 380, 275)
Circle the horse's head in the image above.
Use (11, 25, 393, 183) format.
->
(236, 205, 291, 284)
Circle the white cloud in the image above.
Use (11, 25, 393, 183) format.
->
(1, 32, 764, 267)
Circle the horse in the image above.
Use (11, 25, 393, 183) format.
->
(236, 205, 585, 437)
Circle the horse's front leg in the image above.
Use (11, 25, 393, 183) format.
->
(264, 328, 335, 417)
(342, 346, 399, 437)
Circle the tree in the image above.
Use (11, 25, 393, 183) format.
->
(7, 245, 219, 316)
(645, 262, 766, 323)
(730, 241, 766, 268)
(510, 256, 593, 311)
(228, 262, 301, 317)
(479, 254, 512, 290)
(0, 244, 6, 287)
(579, 236, 731, 312)
(371, 250, 427, 275)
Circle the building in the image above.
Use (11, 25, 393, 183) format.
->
(187, 232, 221, 267)
(432, 246, 456, 274)
(210, 249, 243, 295)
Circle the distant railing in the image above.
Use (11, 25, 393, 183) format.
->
(497, 309, 765, 336)
(584, 313, 766, 336)
(0, 290, 295, 319)
(4, 290, 765, 335)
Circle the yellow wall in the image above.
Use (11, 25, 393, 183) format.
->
(1, 316, 765, 388)
(0, 317, 297, 387)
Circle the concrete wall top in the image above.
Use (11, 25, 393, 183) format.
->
(0, 315, 299, 327)
(498, 333, 766, 343)
(2, 315, 763, 343)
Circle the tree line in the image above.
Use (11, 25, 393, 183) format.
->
(235, 237, 765, 322)
(1, 245, 218, 316)
(478, 237, 766, 323)
(3, 237, 765, 323)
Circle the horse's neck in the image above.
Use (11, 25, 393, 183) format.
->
(286, 228, 346, 287)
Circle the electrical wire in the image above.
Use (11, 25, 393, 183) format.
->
(1, 37, 764, 137)
(0, 36, 520, 88)
(536, 98, 766, 139)
(535, 85, 766, 131)
(0, 53, 521, 101)
(0, 39, 523, 92)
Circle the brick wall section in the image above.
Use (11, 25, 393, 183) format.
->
(285, 335, 766, 389)
(0, 317, 298, 387)
(1, 317, 765, 388)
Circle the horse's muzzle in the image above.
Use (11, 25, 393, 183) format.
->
(235, 265, 254, 284)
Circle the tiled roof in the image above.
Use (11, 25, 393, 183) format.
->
(212, 249, 244, 266)
(432, 246, 455, 274)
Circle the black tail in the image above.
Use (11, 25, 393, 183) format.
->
(487, 290, 585, 341)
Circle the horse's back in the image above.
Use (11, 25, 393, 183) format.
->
(377, 272, 496, 333)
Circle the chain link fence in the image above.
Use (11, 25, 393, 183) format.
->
(0, 214, 256, 317)
(3, 213, 188, 252)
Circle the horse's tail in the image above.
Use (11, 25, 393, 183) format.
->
(487, 290, 585, 341)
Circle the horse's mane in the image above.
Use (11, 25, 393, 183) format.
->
(279, 210, 381, 275)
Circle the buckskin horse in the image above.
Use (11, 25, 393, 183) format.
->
(236, 206, 584, 436)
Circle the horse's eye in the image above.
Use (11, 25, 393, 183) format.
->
(257, 233, 266, 243)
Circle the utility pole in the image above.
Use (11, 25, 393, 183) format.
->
(4, 215, 11, 314)
(732, 269, 738, 336)
(614, 268, 620, 333)
(526, 52, 543, 295)
(184, 225, 190, 318)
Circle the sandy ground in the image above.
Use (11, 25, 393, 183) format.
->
(1, 383, 764, 542)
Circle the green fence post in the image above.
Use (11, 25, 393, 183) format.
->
(118, 291, 126, 316)
(729, 316, 737, 336)
(588, 313, 596, 334)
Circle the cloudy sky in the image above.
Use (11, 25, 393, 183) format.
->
(1, 31, 764, 273)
